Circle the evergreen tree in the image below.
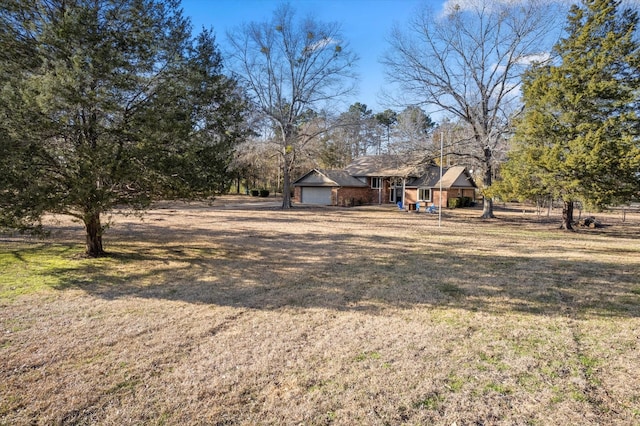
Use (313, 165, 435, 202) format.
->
(374, 109, 398, 154)
(0, 0, 246, 256)
(500, 0, 640, 229)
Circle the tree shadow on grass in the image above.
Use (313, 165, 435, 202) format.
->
(36, 217, 640, 319)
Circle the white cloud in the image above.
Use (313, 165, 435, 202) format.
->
(517, 53, 551, 66)
(303, 37, 338, 54)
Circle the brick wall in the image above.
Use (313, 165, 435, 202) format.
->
(404, 189, 418, 204)
(335, 187, 374, 206)
(431, 189, 449, 207)
(461, 188, 476, 199)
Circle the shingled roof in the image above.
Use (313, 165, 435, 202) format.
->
(433, 166, 477, 189)
(294, 159, 477, 190)
(406, 165, 442, 187)
(293, 169, 368, 187)
(405, 165, 477, 189)
(344, 155, 416, 177)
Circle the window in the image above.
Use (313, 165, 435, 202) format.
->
(371, 177, 382, 189)
(418, 188, 432, 201)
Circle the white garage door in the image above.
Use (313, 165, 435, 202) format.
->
(301, 187, 332, 205)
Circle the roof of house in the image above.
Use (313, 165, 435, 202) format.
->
(406, 165, 442, 187)
(293, 160, 477, 190)
(433, 166, 477, 189)
(293, 169, 368, 187)
(344, 155, 416, 177)
(405, 165, 477, 189)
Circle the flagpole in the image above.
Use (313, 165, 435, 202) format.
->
(439, 131, 443, 227)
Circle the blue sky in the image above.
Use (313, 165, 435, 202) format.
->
(180, 0, 441, 113)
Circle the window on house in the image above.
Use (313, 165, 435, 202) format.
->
(371, 177, 382, 189)
(418, 188, 432, 201)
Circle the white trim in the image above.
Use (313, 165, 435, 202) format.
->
(418, 188, 432, 202)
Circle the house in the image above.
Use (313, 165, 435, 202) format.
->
(293, 155, 478, 207)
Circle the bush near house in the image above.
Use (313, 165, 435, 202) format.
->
(448, 197, 473, 208)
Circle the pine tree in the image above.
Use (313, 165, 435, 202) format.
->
(500, 0, 640, 229)
(0, 0, 246, 256)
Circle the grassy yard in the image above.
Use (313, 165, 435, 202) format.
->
(1, 198, 639, 425)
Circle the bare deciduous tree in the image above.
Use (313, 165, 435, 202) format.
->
(391, 106, 435, 157)
(227, 3, 357, 208)
(382, 0, 563, 218)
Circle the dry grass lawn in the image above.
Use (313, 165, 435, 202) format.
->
(1, 196, 640, 425)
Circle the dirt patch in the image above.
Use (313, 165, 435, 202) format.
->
(1, 197, 639, 424)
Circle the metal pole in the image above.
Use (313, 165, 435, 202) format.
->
(439, 131, 443, 227)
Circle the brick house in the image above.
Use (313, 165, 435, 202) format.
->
(293, 155, 478, 207)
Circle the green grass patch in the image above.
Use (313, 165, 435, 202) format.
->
(516, 372, 542, 392)
(354, 351, 382, 362)
(578, 355, 601, 385)
(413, 392, 444, 410)
(0, 244, 87, 299)
(484, 382, 512, 395)
(446, 374, 465, 392)
(0, 242, 167, 300)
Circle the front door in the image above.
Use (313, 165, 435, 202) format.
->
(390, 187, 403, 203)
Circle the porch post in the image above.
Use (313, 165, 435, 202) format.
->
(402, 178, 406, 209)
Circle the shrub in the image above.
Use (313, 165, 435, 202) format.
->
(259, 189, 270, 197)
(250, 190, 259, 197)
(448, 198, 461, 208)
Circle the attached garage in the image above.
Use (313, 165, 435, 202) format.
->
(293, 169, 369, 206)
(301, 186, 332, 205)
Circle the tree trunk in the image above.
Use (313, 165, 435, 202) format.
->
(480, 150, 495, 219)
(84, 211, 105, 257)
(561, 200, 574, 230)
(281, 133, 294, 209)
(481, 197, 494, 218)
(281, 165, 292, 209)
